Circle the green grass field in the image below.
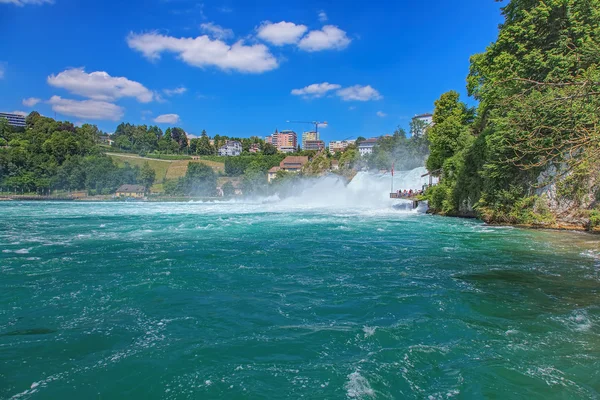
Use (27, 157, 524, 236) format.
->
(106, 153, 225, 192)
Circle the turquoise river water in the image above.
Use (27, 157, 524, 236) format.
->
(1, 179, 600, 399)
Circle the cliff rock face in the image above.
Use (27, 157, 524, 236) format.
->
(535, 165, 599, 231)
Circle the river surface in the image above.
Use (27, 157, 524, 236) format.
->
(1, 197, 599, 399)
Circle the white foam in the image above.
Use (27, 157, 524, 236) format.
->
(570, 311, 592, 332)
(345, 371, 375, 398)
(362, 326, 376, 338)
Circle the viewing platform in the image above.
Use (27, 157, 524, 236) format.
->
(390, 192, 422, 209)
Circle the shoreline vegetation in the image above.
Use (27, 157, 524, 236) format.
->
(421, 0, 600, 233)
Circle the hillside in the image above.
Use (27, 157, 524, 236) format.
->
(106, 153, 225, 192)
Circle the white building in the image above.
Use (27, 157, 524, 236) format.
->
(358, 138, 378, 156)
(0, 112, 26, 128)
(412, 113, 433, 137)
(218, 140, 242, 156)
(413, 113, 433, 125)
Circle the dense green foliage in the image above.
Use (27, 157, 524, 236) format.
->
(113, 122, 267, 157)
(426, 0, 600, 225)
(0, 114, 141, 194)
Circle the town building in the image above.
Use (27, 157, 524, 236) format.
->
(268, 156, 310, 182)
(249, 143, 260, 153)
(0, 112, 26, 128)
(280, 156, 308, 172)
(267, 166, 280, 183)
(331, 160, 339, 170)
(265, 130, 278, 146)
(413, 113, 433, 125)
(218, 140, 242, 156)
(302, 131, 318, 149)
(265, 129, 297, 153)
(358, 138, 378, 156)
(329, 139, 356, 154)
(98, 134, 114, 146)
(116, 184, 146, 198)
(304, 140, 325, 151)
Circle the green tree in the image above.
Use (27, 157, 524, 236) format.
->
(410, 118, 429, 138)
(242, 162, 267, 195)
(140, 162, 156, 189)
(464, 0, 600, 219)
(425, 91, 474, 173)
(197, 130, 214, 155)
(262, 142, 277, 155)
(183, 162, 217, 196)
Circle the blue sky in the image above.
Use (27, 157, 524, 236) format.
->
(0, 0, 503, 141)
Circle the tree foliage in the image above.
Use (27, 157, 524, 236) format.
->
(0, 113, 140, 194)
(425, 0, 600, 224)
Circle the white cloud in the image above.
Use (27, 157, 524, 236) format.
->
(298, 25, 351, 52)
(0, 62, 5, 79)
(318, 11, 328, 22)
(336, 85, 382, 101)
(163, 87, 187, 96)
(256, 21, 307, 46)
(349, 106, 356, 111)
(291, 82, 341, 98)
(127, 32, 278, 74)
(48, 68, 153, 103)
(48, 96, 124, 121)
(0, 0, 53, 6)
(376, 111, 387, 117)
(154, 114, 180, 124)
(291, 83, 382, 102)
(200, 22, 234, 40)
(22, 97, 41, 107)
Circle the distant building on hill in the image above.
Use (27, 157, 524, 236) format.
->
(98, 134, 114, 146)
(0, 112, 26, 128)
(302, 131, 318, 149)
(412, 113, 434, 136)
(267, 156, 310, 182)
(358, 138, 378, 156)
(218, 140, 242, 156)
(249, 143, 260, 153)
(413, 113, 433, 126)
(329, 139, 355, 154)
(331, 160, 339, 170)
(280, 156, 308, 172)
(116, 184, 146, 198)
(265, 129, 297, 153)
(304, 140, 325, 151)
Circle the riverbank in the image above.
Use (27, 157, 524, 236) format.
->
(426, 207, 600, 234)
